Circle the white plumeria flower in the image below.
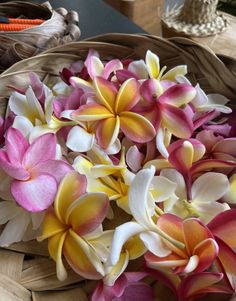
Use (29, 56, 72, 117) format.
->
(160, 169, 230, 223)
(0, 200, 44, 247)
(110, 166, 183, 270)
(176, 75, 232, 114)
(128, 50, 187, 81)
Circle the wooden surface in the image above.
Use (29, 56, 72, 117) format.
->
(104, 0, 164, 35)
(162, 12, 236, 59)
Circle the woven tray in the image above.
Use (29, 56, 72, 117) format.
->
(0, 33, 235, 301)
(0, 1, 81, 72)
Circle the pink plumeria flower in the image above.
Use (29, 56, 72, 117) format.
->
(148, 267, 232, 301)
(177, 75, 232, 114)
(85, 49, 123, 80)
(0, 128, 72, 212)
(91, 272, 154, 301)
(207, 209, 236, 286)
(145, 214, 219, 274)
(140, 80, 196, 157)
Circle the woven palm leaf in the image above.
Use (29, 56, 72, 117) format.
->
(0, 33, 235, 301)
(0, 1, 81, 72)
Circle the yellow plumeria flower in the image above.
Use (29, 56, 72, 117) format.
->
(38, 171, 109, 281)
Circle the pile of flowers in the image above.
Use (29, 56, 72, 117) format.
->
(0, 49, 236, 301)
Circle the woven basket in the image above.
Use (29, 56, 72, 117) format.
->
(0, 34, 235, 301)
(0, 1, 81, 72)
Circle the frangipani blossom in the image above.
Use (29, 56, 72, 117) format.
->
(0, 128, 72, 212)
(110, 166, 182, 270)
(84, 49, 123, 80)
(72, 77, 156, 149)
(149, 267, 232, 301)
(38, 171, 109, 280)
(177, 75, 232, 114)
(140, 80, 196, 157)
(125, 50, 187, 82)
(161, 169, 230, 223)
(145, 214, 219, 274)
(0, 200, 44, 246)
(91, 272, 154, 301)
(9, 73, 75, 142)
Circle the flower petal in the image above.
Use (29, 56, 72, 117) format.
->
(120, 112, 156, 143)
(192, 172, 229, 203)
(126, 145, 144, 172)
(183, 219, 212, 255)
(178, 272, 224, 301)
(22, 133, 56, 170)
(66, 126, 95, 152)
(54, 171, 86, 223)
(0, 210, 30, 247)
(64, 229, 104, 279)
(5, 128, 29, 164)
(129, 166, 156, 228)
(103, 59, 123, 80)
(94, 76, 117, 111)
(215, 237, 236, 275)
(207, 209, 236, 248)
(146, 50, 160, 79)
(0, 151, 30, 180)
(37, 208, 67, 241)
(72, 103, 113, 122)
(168, 141, 194, 175)
(87, 56, 104, 79)
(115, 78, 140, 113)
(151, 175, 177, 202)
(104, 251, 129, 286)
(11, 173, 57, 212)
(159, 84, 196, 107)
(161, 104, 193, 138)
(161, 65, 187, 81)
(96, 116, 120, 149)
(110, 221, 144, 265)
(66, 193, 109, 236)
(48, 231, 68, 281)
(193, 238, 219, 272)
(12, 116, 34, 138)
(140, 231, 171, 257)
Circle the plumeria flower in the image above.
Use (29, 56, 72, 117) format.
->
(160, 169, 230, 223)
(121, 50, 187, 83)
(73, 150, 134, 213)
(197, 130, 236, 163)
(145, 139, 236, 183)
(91, 272, 154, 301)
(0, 128, 72, 212)
(0, 199, 44, 246)
(149, 267, 232, 301)
(71, 77, 156, 149)
(84, 49, 123, 80)
(140, 80, 196, 157)
(110, 166, 183, 271)
(38, 171, 109, 280)
(177, 75, 232, 114)
(9, 73, 75, 142)
(145, 214, 219, 274)
(207, 209, 236, 285)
